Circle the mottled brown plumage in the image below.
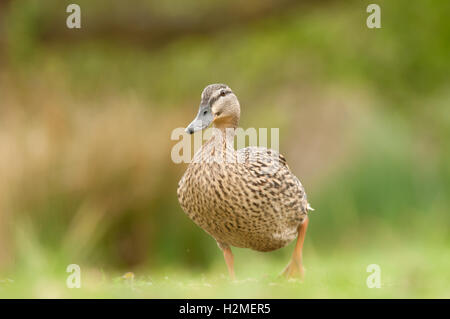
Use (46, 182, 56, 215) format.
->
(177, 84, 313, 279)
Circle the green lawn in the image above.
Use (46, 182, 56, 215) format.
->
(2, 239, 449, 298)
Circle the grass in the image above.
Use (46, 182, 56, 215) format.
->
(1, 237, 449, 298)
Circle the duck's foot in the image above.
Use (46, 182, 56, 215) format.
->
(281, 216, 309, 280)
(281, 259, 304, 280)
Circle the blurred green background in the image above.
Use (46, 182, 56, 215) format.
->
(0, 0, 449, 298)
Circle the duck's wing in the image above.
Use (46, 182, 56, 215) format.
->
(236, 146, 312, 214)
(236, 146, 288, 169)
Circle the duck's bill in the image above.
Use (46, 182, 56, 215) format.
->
(185, 105, 214, 134)
(185, 119, 210, 134)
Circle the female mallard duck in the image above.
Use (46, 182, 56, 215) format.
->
(177, 84, 313, 280)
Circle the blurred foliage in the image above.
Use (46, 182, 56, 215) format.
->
(0, 0, 449, 297)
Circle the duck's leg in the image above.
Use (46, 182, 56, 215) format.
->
(282, 216, 309, 279)
(218, 242, 235, 280)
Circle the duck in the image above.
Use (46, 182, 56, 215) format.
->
(177, 83, 313, 280)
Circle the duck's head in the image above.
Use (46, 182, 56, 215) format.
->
(185, 83, 240, 134)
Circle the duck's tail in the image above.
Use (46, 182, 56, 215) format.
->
(307, 203, 315, 211)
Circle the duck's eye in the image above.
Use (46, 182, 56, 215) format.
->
(220, 91, 226, 97)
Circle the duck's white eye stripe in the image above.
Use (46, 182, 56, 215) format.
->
(209, 90, 231, 105)
(214, 89, 232, 101)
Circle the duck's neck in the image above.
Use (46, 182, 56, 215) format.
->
(195, 127, 236, 164)
(212, 113, 239, 143)
(213, 116, 239, 131)
(212, 126, 236, 149)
